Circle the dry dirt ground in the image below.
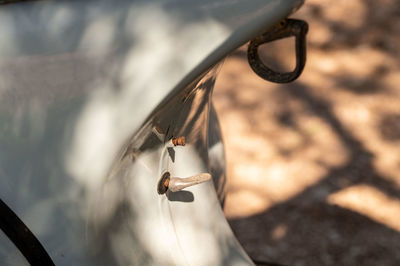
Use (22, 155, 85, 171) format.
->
(213, 1, 400, 265)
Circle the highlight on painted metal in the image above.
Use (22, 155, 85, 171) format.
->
(171, 136, 186, 146)
(247, 18, 308, 83)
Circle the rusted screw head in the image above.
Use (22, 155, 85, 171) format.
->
(172, 136, 186, 146)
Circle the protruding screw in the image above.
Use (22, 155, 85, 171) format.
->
(168, 173, 211, 192)
(157, 172, 211, 194)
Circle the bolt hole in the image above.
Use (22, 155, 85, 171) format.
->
(157, 172, 170, 195)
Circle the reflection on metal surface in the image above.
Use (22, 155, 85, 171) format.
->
(248, 18, 308, 83)
(88, 63, 252, 265)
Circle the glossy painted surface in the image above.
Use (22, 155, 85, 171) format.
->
(0, 231, 28, 265)
(87, 64, 252, 265)
(0, 0, 303, 264)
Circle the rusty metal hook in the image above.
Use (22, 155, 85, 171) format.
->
(247, 18, 308, 83)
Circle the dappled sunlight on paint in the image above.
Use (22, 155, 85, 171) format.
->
(0, 1, 266, 264)
(64, 4, 230, 195)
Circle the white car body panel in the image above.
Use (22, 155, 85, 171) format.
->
(0, 0, 303, 265)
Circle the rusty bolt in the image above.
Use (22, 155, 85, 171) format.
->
(172, 136, 186, 146)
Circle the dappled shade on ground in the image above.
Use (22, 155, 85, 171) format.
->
(213, 0, 400, 265)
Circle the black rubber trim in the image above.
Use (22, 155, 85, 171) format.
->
(0, 199, 55, 266)
(0, 0, 41, 5)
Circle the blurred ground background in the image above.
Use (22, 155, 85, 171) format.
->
(213, 1, 400, 265)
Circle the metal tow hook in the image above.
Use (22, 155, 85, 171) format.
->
(247, 18, 309, 83)
(158, 172, 211, 194)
